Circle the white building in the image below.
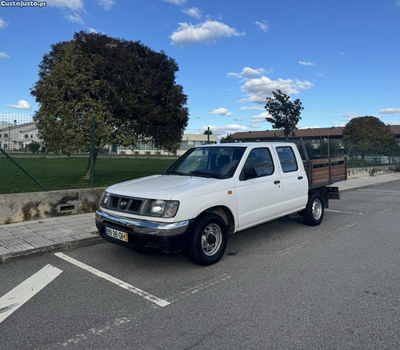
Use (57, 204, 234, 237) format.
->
(0, 121, 41, 151)
(115, 133, 218, 156)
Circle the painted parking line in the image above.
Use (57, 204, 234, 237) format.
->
(275, 240, 314, 257)
(358, 189, 400, 193)
(54, 253, 170, 308)
(0, 264, 62, 324)
(336, 221, 359, 231)
(326, 209, 363, 215)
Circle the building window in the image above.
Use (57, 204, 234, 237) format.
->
(3, 144, 7, 150)
(25, 134, 29, 139)
(31, 135, 33, 138)
(4, 134, 8, 138)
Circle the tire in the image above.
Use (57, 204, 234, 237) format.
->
(188, 213, 228, 266)
(303, 192, 324, 226)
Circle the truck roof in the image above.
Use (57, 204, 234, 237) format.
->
(196, 142, 296, 148)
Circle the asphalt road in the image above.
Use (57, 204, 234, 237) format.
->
(1, 182, 399, 350)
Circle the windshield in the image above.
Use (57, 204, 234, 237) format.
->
(165, 147, 246, 179)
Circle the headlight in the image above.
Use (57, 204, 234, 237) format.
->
(100, 191, 110, 206)
(149, 200, 179, 218)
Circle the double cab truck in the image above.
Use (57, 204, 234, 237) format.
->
(96, 142, 347, 265)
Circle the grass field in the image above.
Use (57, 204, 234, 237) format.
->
(0, 157, 176, 194)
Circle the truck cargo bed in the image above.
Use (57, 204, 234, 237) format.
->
(305, 157, 347, 189)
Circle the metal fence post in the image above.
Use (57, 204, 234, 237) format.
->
(90, 115, 95, 188)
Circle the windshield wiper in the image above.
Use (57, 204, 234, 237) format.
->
(190, 170, 222, 179)
(164, 171, 188, 176)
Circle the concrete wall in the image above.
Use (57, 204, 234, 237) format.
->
(0, 187, 106, 224)
(347, 165, 400, 178)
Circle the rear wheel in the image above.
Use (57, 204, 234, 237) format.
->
(188, 213, 228, 266)
(303, 192, 324, 226)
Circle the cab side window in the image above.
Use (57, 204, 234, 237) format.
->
(242, 148, 274, 179)
(276, 147, 298, 173)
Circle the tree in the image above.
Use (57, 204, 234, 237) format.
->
(31, 31, 189, 179)
(220, 133, 235, 143)
(342, 116, 395, 163)
(265, 90, 304, 139)
(27, 142, 41, 153)
(203, 129, 213, 135)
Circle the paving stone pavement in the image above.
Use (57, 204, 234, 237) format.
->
(0, 213, 101, 263)
(0, 172, 399, 263)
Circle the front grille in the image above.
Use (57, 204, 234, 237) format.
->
(110, 196, 119, 208)
(129, 200, 142, 212)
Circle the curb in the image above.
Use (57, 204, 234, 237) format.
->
(340, 178, 400, 193)
(0, 236, 103, 264)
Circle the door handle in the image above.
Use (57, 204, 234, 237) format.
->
(274, 180, 280, 185)
(298, 176, 303, 180)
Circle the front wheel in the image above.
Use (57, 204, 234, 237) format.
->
(188, 213, 228, 266)
(303, 192, 324, 226)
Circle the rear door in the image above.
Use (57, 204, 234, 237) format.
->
(273, 145, 308, 212)
(235, 147, 283, 229)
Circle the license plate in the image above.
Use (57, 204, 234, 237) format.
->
(105, 227, 128, 242)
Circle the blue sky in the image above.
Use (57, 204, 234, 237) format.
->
(0, 0, 399, 137)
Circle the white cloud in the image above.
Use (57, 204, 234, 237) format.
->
(0, 18, 8, 29)
(240, 106, 264, 111)
(0, 51, 10, 59)
(254, 20, 268, 32)
(88, 28, 98, 33)
(97, 0, 114, 10)
(234, 117, 243, 121)
(397, 0, 400, 6)
(164, 0, 186, 5)
(196, 116, 201, 119)
(170, 20, 244, 46)
(182, 7, 202, 19)
(339, 52, 346, 56)
(248, 123, 261, 129)
(299, 61, 315, 66)
(228, 67, 271, 80)
(251, 112, 271, 121)
(332, 112, 358, 127)
(211, 108, 232, 116)
(241, 76, 313, 103)
(6, 100, 31, 110)
(65, 13, 84, 25)
(46, 0, 84, 11)
(379, 108, 400, 114)
(202, 124, 248, 138)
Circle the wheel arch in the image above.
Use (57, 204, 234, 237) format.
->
(197, 206, 235, 235)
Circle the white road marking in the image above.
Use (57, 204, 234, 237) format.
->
(275, 240, 313, 256)
(326, 209, 363, 215)
(358, 189, 400, 193)
(166, 274, 231, 303)
(0, 264, 62, 324)
(336, 221, 359, 231)
(378, 208, 392, 214)
(54, 252, 170, 307)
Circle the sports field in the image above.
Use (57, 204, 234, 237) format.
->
(0, 157, 176, 194)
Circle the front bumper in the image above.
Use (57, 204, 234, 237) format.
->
(95, 210, 193, 254)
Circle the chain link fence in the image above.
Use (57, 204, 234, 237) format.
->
(1, 113, 399, 194)
(0, 113, 215, 194)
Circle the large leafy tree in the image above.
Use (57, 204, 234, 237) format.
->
(31, 31, 189, 178)
(342, 116, 395, 162)
(265, 90, 304, 139)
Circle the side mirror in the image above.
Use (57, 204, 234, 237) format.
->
(243, 167, 258, 180)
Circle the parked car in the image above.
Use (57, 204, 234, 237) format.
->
(95, 142, 346, 265)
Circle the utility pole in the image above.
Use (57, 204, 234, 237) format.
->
(207, 127, 210, 144)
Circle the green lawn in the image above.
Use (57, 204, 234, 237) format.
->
(0, 157, 175, 194)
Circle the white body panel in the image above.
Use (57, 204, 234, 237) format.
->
(102, 142, 310, 233)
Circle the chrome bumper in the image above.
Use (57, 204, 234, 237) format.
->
(95, 210, 190, 237)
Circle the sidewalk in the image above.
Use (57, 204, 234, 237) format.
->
(1, 172, 400, 264)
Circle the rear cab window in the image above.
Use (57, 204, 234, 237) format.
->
(276, 146, 298, 173)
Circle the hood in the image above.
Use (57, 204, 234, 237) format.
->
(106, 174, 224, 200)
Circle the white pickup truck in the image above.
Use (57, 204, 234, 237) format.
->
(96, 142, 346, 265)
